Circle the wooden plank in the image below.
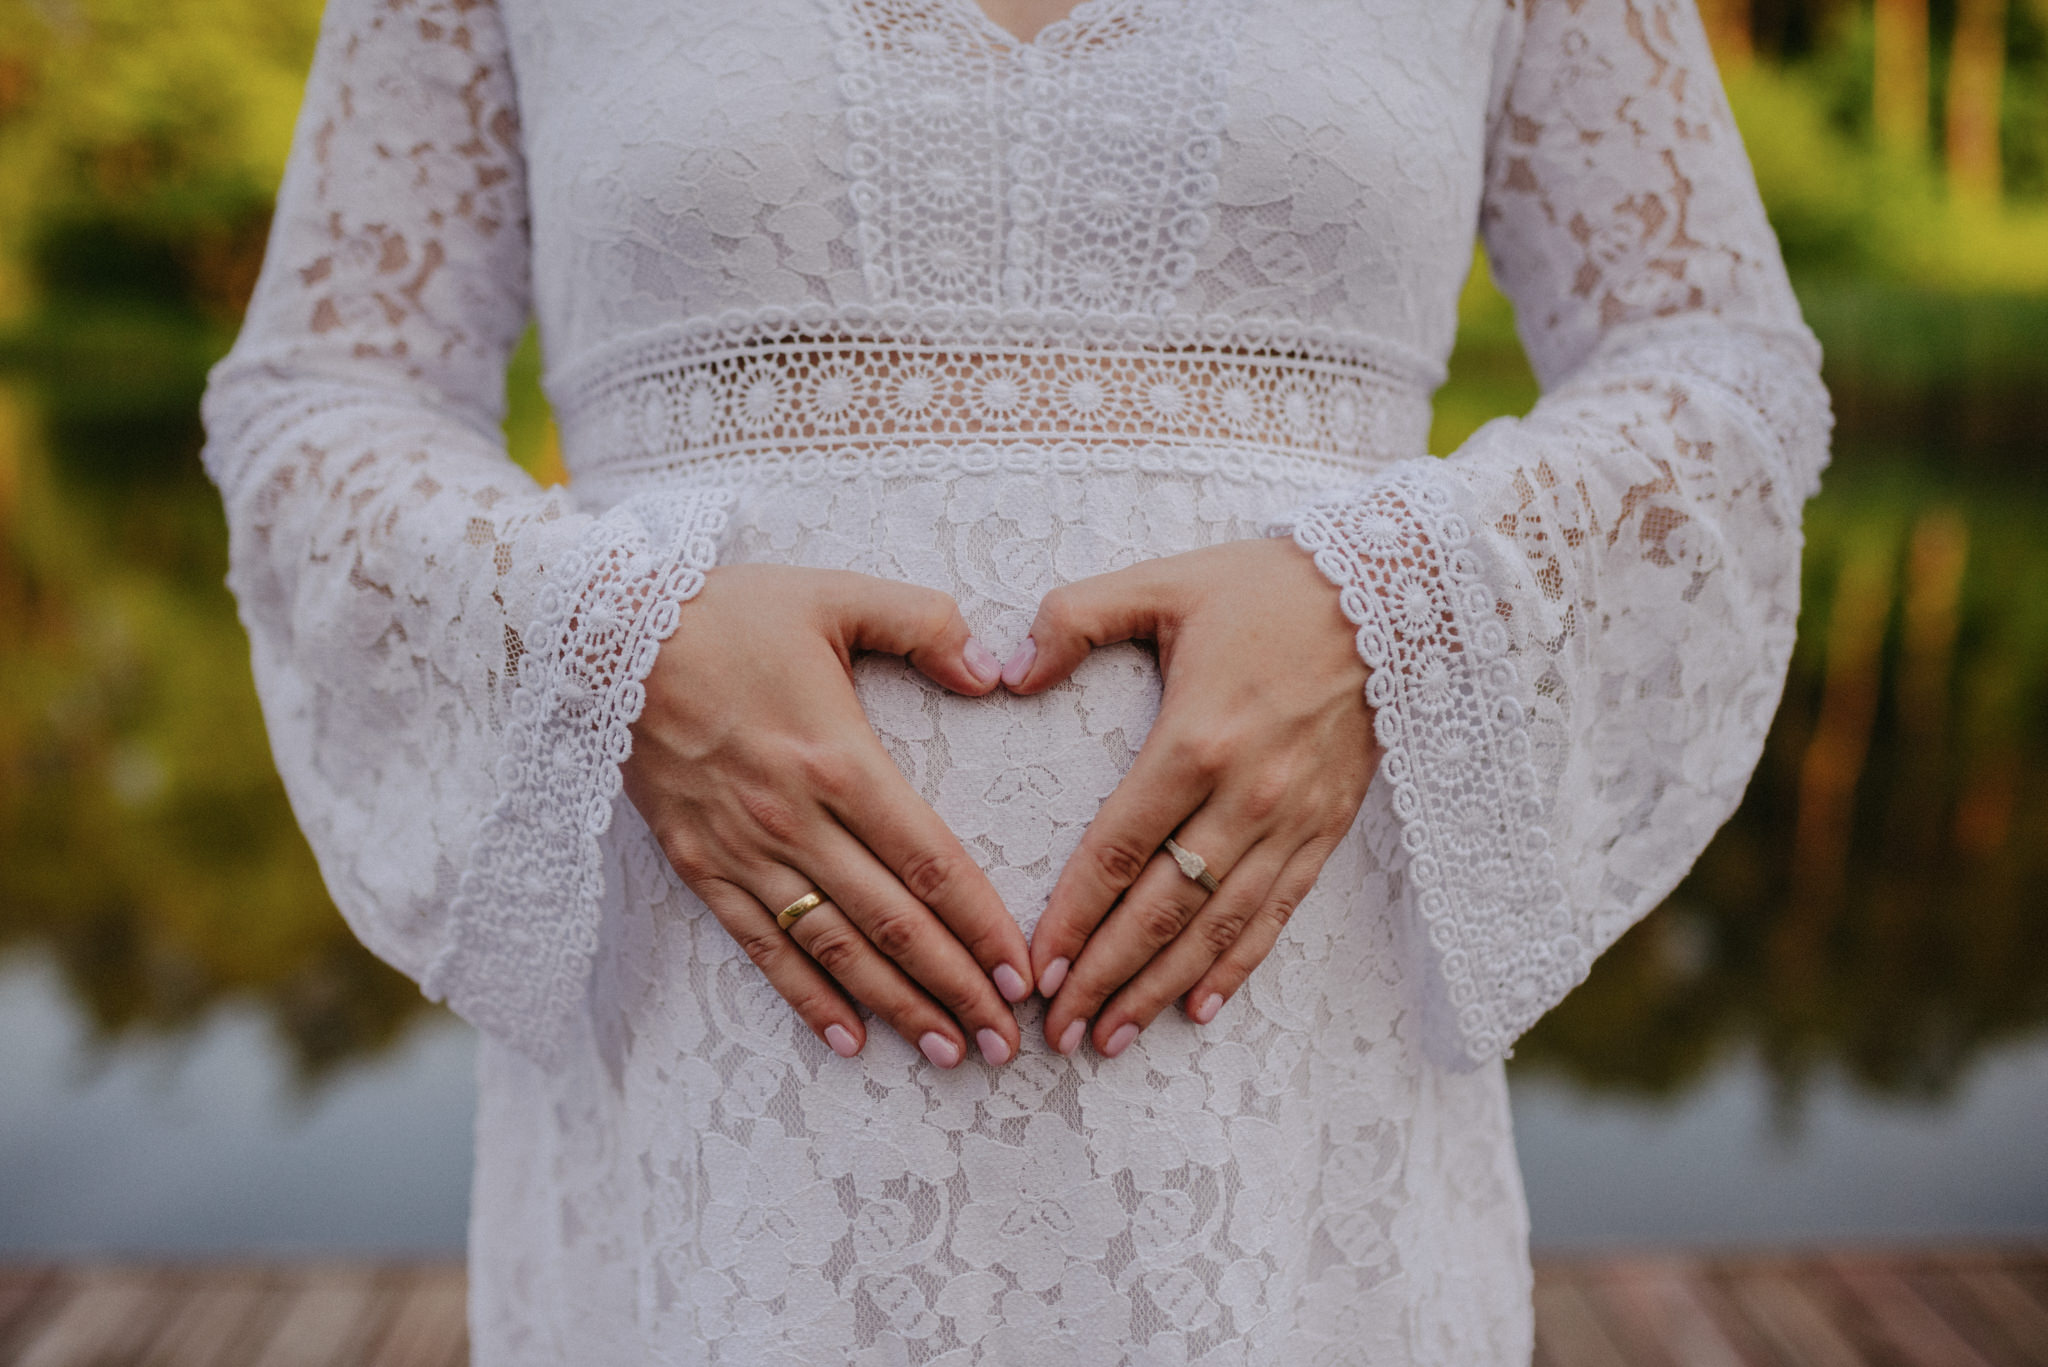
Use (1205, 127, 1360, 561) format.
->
(242, 1266, 394, 1367)
(1587, 1258, 1754, 1367)
(1535, 1278, 1635, 1367)
(1678, 1263, 1802, 1367)
(4, 1250, 2048, 1367)
(1831, 1256, 2001, 1367)
(0, 1267, 58, 1329)
(0, 1267, 73, 1365)
(1798, 1257, 1923, 1366)
(1561, 1259, 1684, 1367)
(1724, 1268, 1867, 1367)
(11, 1265, 180, 1367)
(1953, 1266, 2048, 1364)
(1529, 1266, 1573, 1367)
(2004, 1257, 2048, 1316)
(1930, 1252, 2048, 1361)
(361, 1267, 467, 1367)
(136, 1268, 284, 1367)
(0, 1266, 63, 1345)
(1899, 1262, 2040, 1367)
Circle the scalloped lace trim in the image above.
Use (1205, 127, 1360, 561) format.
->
(1288, 460, 1578, 1066)
(424, 487, 733, 1067)
(570, 433, 1415, 509)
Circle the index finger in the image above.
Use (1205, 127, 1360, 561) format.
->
(1003, 562, 1183, 695)
(1028, 728, 1212, 997)
(830, 742, 1035, 1007)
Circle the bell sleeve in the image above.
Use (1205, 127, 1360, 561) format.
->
(1282, 0, 1833, 1069)
(199, 0, 730, 1068)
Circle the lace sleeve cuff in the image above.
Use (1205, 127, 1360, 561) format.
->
(423, 487, 732, 1068)
(1284, 460, 1575, 1070)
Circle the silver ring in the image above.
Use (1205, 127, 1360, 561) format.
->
(1162, 837, 1221, 894)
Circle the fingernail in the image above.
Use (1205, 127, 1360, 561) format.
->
(1104, 1022, 1140, 1058)
(825, 1024, 861, 1058)
(1038, 957, 1069, 997)
(1056, 1019, 1086, 1056)
(963, 637, 1002, 687)
(919, 1032, 962, 1068)
(1000, 636, 1037, 689)
(993, 963, 1029, 1002)
(1193, 993, 1223, 1025)
(976, 1028, 1011, 1066)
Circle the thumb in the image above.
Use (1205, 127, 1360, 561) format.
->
(826, 573, 1003, 696)
(1004, 563, 1178, 695)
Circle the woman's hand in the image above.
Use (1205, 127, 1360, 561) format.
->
(1003, 538, 1382, 1057)
(623, 565, 1033, 1067)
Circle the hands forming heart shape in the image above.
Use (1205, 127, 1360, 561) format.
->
(622, 536, 1382, 1067)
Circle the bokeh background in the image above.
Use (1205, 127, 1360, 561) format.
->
(2, 0, 2045, 1255)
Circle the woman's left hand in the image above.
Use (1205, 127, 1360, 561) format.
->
(1002, 537, 1384, 1058)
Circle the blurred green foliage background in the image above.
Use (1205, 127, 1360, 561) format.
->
(0, 0, 2044, 1098)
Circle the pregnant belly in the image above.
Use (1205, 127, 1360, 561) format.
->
(707, 457, 1332, 930)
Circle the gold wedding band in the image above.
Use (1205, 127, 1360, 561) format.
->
(1162, 837, 1222, 894)
(777, 891, 826, 931)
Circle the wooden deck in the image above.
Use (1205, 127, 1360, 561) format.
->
(1531, 1249, 2048, 1366)
(0, 1249, 2042, 1365)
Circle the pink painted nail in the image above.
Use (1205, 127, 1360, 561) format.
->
(919, 1032, 962, 1068)
(1104, 1022, 1140, 1058)
(963, 637, 1002, 687)
(1038, 956, 1070, 997)
(1193, 993, 1223, 1025)
(1000, 636, 1037, 689)
(976, 1028, 1012, 1066)
(993, 963, 1029, 1003)
(824, 1024, 861, 1058)
(1056, 1019, 1086, 1056)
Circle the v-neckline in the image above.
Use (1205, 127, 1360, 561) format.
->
(952, 0, 1116, 50)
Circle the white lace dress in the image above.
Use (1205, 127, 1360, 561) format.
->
(200, 0, 1831, 1362)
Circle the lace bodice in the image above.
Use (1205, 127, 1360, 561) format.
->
(202, 1, 1830, 1362)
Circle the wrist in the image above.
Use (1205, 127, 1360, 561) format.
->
(1255, 530, 1371, 682)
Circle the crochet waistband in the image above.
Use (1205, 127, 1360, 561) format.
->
(548, 322, 1440, 496)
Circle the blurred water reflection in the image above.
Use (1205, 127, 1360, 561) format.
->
(4, 948, 2042, 1256)
(0, 956, 474, 1256)
(1512, 1037, 2048, 1249)
(1519, 457, 2048, 1109)
(1, 284, 2044, 1111)
(0, 363, 430, 1080)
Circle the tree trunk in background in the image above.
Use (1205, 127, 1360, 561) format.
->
(1946, 0, 2009, 204)
(1700, 0, 1754, 62)
(1874, 0, 1930, 157)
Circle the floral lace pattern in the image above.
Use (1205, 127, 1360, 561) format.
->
(203, 0, 563, 996)
(463, 459, 1534, 1367)
(424, 488, 732, 1066)
(1283, 0, 1831, 1070)
(204, 0, 1830, 1361)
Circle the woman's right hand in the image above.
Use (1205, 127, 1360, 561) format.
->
(622, 564, 1032, 1067)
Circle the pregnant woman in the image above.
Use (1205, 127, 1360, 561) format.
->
(201, 0, 1831, 1361)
